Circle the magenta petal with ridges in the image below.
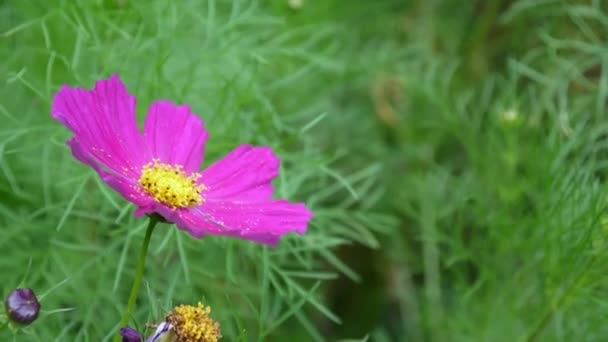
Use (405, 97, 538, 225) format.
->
(134, 198, 310, 246)
(69, 139, 153, 208)
(174, 200, 313, 246)
(52, 75, 144, 176)
(143, 101, 209, 173)
(201, 145, 279, 202)
(52, 75, 151, 205)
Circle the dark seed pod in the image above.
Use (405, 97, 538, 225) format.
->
(4, 288, 41, 326)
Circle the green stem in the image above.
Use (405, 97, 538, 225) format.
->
(518, 255, 598, 342)
(519, 206, 606, 342)
(114, 216, 159, 342)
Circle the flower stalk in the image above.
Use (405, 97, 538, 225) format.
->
(114, 216, 159, 342)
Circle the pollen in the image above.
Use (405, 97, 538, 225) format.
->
(167, 302, 222, 342)
(139, 160, 205, 209)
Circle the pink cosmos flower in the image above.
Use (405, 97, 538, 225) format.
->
(51, 75, 312, 246)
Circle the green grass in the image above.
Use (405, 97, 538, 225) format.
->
(1, 0, 608, 341)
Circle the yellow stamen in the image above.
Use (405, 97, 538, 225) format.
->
(167, 302, 222, 342)
(139, 160, 205, 209)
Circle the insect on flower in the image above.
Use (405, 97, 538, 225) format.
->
(146, 302, 221, 342)
(52, 75, 313, 245)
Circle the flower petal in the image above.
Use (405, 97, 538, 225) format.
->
(146, 322, 173, 342)
(52, 75, 144, 177)
(143, 101, 209, 173)
(69, 139, 153, 207)
(201, 145, 279, 202)
(52, 75, 153, 205)
(171, 200, 313, 246)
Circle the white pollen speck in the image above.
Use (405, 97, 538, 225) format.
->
(501, 109, 518, 122)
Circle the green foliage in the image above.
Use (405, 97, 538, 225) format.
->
(1, 0, 608, 341)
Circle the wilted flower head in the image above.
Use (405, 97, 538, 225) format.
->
(51, 75, 313, 245)
(120, 327, 142, 342)
(166, 303, 221, 342)
(4, 288, 41, 325)
(146, 303, 220, 342)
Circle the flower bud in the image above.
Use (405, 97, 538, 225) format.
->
(4, 288, 41, 325)
(120, 327, 142, 342)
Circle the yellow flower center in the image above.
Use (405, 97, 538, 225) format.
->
(139, 160, 205, 209)
(167, 302, 222, 342)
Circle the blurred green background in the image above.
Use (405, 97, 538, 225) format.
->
(2, 0, 608, 341)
